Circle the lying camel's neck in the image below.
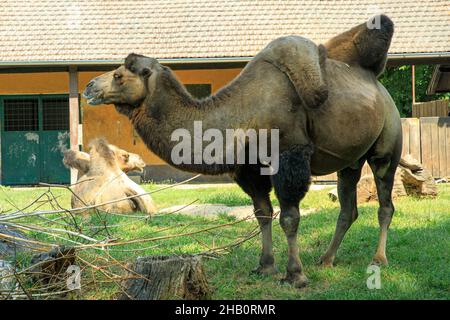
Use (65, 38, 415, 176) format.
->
(127, 67, 244, 175)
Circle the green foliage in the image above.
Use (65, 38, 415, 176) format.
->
(379, 65, 450, 117)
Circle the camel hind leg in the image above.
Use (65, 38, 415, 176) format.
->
(368, 152, 401, 265)
(319, 158, 366, 267)
(367, 129, 402, 266)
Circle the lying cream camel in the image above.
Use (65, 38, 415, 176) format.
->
(64, 139, 156, 214)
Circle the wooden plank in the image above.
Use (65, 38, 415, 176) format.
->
(69, 66, 79, 185)
(409, 118, 421, 162)
(436, 100, 443, 116)
(401, 119, 410, 157)
(420, 120, 433, 174)
(414, 104, 419, 118)
(438, 123, 447, 178)
(430, 118, 440, 177)
(447, 122, 450, 179)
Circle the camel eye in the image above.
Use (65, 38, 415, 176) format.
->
(114, 73, 122, 80)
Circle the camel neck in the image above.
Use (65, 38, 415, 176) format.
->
(127, 69, 240, 175)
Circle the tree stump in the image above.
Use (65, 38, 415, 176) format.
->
(28, 246, 77, 294)
(0, 260, 18, 298)
(399, 155, 437, 197)
(0, 224, 33, 259)
(327, 154, 435, 203)
(119, 255, 210, 300)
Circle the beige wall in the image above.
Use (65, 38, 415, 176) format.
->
(0, 68, 242, 164)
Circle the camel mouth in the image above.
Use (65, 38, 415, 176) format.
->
(83, 90, 104, 106)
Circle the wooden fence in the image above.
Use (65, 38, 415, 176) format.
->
(412, 100, 449, 117)
(314, 117, 450, 181)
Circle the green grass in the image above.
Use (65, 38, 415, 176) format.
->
(1, 183, 449, 300)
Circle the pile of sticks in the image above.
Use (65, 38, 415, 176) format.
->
(0, 175, 264, 300)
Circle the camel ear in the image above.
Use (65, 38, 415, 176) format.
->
(140, 67, 152, 78)
(125, 53, 158, 77)
(262, 36, 328, 109)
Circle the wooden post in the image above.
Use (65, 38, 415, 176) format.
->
(69, 66, 79, 185)
(412, 65, 416, 104)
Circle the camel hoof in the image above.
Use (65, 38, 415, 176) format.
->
(318, 256, 334, 268)
(280, 273, 309, 288)
(251, 265, 278, 276)
(371, 255, 389, 266)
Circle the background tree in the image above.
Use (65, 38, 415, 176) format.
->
(379, 65, 450, 117)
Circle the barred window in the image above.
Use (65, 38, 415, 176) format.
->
(3, 99, 39, 131)
(42, 98, 69, 130)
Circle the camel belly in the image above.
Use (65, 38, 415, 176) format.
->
(307, 65, 387, 174)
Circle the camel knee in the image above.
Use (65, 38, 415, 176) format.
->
(280, 207, 300, 236)
(378, 205, 394, 227)
(337, 208, 358, 228)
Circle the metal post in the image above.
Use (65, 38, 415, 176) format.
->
(69, 66, 79, 184)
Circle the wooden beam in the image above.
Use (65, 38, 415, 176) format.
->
(69, 66, 79, 184)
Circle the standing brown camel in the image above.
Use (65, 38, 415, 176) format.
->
(84, 15, 402, 288)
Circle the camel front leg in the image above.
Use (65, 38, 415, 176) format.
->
(232, 166, 276, 275)
(272, 144, 313, 288)
(252, 195, 276, 275)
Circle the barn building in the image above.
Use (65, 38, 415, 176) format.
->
(0, 1, 449, 185)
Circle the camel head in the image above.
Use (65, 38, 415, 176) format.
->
(83, 57, 156, 106)
(108, 145, 146, 173)
(83, 54, 164, 107)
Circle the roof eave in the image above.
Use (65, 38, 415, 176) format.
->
(0, 52, 449, 69)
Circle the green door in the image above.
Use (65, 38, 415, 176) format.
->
(1, 98, 41, 185)
(0, 95, 71, 185)
(40, 97, 70, 184)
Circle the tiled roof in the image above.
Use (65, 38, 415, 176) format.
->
(0, 0, 448, 63)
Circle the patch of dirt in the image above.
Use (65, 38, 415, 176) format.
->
(158, 204, 318, 219)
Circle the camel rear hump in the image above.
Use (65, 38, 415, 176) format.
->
(324, 14, 394, 76)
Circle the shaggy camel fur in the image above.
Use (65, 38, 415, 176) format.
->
(84, 15, 401, 288)
(67, 139, 156, 214)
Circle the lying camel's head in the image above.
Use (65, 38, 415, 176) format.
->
(83, 54, 161, 106)
(108, 144, 146, 173)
